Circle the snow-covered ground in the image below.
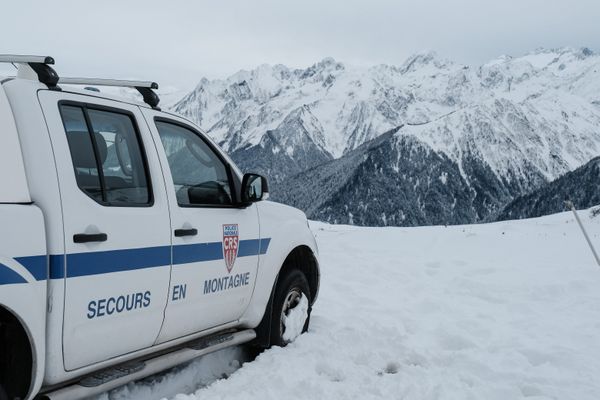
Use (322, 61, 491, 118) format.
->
(97, 209, 600, 400)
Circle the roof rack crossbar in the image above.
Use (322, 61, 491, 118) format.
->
(0, 54, 55, 65)
(58, 77, 158, 89)
(59, 78, 160, 109)
(0, 54, 59, 87)
(0, 54, 161, 108)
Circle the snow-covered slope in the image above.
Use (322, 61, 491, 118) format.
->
(274, 128, 508, 226)
(499, 156, 600, 221)
(96, 208, 600, 400)
(171, 48, 600, 226)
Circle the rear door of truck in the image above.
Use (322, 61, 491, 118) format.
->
(38, 91, 172, 370)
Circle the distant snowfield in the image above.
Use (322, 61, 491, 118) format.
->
(97, 209, 600, 400)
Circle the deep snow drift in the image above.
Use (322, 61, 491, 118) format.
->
(97, 208, 600, 400)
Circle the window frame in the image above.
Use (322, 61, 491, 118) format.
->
(153, 116, 242, 209)
(58, 100, 155, 208)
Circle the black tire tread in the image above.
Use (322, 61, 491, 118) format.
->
(269, 269, 312, 347)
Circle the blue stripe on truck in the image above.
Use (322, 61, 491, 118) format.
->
(238, 238, 271, 257)
(0, 263, 28, 285)
(14, 255, 47, 280)
(65, 245, 171, 278)
(50, 254, 65, 280)
(8, 237, 271, 282)
(173, 242, 222, 265)
(173, 238, 271, 265)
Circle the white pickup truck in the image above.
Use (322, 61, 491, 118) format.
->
(0, 55, 319, 400)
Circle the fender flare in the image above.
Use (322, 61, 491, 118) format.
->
(0, 281, 47, 400)
(248, 243, 319, 348)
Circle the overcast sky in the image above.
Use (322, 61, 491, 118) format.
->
(2, 0, 599, 89)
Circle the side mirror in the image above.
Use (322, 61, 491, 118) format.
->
(241, 173, 269, 203)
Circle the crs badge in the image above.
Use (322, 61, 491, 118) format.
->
(222, 224, 239, 273)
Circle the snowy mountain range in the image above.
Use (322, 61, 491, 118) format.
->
(171, 47, 600, 226)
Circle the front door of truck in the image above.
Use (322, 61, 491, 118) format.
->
(141, 110, 263, 343)
(39, 92, 172, 370)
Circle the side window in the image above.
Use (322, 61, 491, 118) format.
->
(59, 104, 151, 206)
(155, 121, 232, 207)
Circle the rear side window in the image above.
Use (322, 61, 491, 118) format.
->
(59, 104, 152, 206)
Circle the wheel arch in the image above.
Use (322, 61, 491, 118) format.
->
(250, 244, 319, 348)
(240, 200, 320, 346)
(276, 245, 320, 305)
(0, 303, 36, 400)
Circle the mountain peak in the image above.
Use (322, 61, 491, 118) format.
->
(400, 50, 451, 73)
(174, 46, 600, 168)
(306, 57, 345, 73)
(296, 57, 345, 84)
(317, 56, 339, 67)
(483, 54, 513, 67)
(528, 46, 595, 57)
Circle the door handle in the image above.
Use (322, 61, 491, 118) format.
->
(73, 233, 108, 243)
(174, 228, 198, 237)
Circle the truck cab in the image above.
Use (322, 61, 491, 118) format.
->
(0, 55, 319, 400)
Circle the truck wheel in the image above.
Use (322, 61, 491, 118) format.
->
(270, 269, 312, 347)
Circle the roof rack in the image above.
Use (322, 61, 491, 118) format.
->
(59, 77, 160, 109)
(0, 54, 160, 109)
(0, 55, 55, 64)
(0, 54, 59, 87)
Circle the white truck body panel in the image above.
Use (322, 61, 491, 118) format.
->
(0, 73, 319, 400)
(0, 82, 31, 203)
(0, 204, 47, 398)
(2, 78, 68, 391)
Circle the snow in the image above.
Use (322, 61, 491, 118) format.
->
(93, 348, 248, 400)
(520, 52, 559, 69)
(172, 47, 600, 186)
(282, 293, 309, 343)
(439, 171, 448, 184)
(98, 209, 600, 399)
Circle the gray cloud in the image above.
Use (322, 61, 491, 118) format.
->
(1, 0, 599, 88)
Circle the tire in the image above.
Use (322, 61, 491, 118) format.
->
(0, 385, 7, 400)
(270, 269, 312, 347)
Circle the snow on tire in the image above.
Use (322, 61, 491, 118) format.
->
(271, 270, 311, 347)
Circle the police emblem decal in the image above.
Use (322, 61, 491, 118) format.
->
(222, 224, 239, 273)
